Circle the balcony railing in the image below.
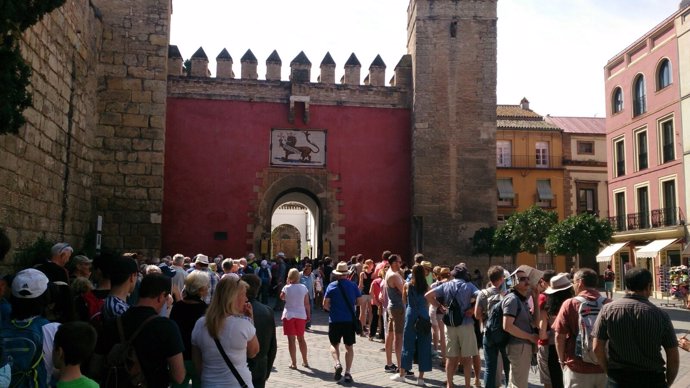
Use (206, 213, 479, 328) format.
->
(497, 155, 563, 169)
(608, 207, 685, 232)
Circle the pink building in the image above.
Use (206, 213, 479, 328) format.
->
(603, 3, 690, 296)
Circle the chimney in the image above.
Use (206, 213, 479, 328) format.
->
(216, 49, 234, 79)
(343, 53, 361, 85)
(368, 55, 386, 86)
(168, 45, 183, 76)
(266, 50, 282, 81)
(190, 47, 209, 77)
(290, 51, 312, 83)
(241, 49, 258, 80)
(392, 55, 412, 87)
(520, 97, 530, 110)
(319, 52, 336, 84)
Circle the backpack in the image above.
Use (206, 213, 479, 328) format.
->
(258, 267, 270, 285)
(484, 293, 521, 347)
(103, 315, 157, 388)
(83, 291, 105, 324)
(574, 295, 606, 365)
(442, 287, 465, 327)
(0, 317, 50, 388)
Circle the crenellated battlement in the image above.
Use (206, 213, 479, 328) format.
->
(167, 45, 412, 89)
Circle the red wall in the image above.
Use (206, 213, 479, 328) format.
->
(164, 98, 412, 260)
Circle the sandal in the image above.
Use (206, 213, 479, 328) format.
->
(288, 364, 297, 370)
(334, 363, 343, 380)
(302, 362, 310, 368)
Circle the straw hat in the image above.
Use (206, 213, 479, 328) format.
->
(543, 273, 573, 294)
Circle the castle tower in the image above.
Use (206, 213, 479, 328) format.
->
(216, 49, 234, 79)
(319, 52, 336, 84)
(241, 49, 258, 80)
(290, 51, 311, 83)
(343, 53, 361, 85)
(190, 47, 209, 77)
(266, 50, 282, 81)
(368, 55, 386, 86)
(168, 45, 183, 76)
(408, 0, 498, 260)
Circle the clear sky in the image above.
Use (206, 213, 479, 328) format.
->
(171, 0, 680, 118)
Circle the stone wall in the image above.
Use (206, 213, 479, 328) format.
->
(91, 0, 171, 257)
(0, 0, 170, 262)
(0, 0, 103, 256)
(408, 0, 498, 265)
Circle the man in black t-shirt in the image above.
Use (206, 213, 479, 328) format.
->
(95, 274, 185, 388)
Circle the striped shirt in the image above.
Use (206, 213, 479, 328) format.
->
(102, 295, 129, 320)
(592, 294, 678, 373)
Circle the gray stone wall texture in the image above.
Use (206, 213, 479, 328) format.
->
(408, 0, 498, 263)
(0, 0, 169, 261)
(0, 0, 103, 255)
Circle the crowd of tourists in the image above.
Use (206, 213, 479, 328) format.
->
(0, 243, 688, 388)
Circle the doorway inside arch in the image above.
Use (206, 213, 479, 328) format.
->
(270, 191, 320, 260)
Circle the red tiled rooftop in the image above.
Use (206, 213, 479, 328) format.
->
(545, 116, 606, 135)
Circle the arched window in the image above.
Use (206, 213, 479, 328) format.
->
(657, 59, 672, 90)
(612, 87, 623, 114)
(633, 75, 646, 116)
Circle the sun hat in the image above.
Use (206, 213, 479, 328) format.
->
(332, 261, 350, 276)
(421, 261, 433, 270)
(543, 273, 573, 294)
(11, 269, 49, 299)
(194, 254, 210, 265)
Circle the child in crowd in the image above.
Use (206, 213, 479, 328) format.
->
(52, 321, 99, 388)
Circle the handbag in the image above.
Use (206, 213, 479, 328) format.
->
(337, 280, 363, 335)
(213, 338, 248, 388)
(409, 286, 431, 334)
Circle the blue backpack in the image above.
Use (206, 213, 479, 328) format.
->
(258, 267, 270, 285)
(0, 317, 50, 388)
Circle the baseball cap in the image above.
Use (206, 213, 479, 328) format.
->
(72, 255, 92, 264)
(11, 269, 49, 299)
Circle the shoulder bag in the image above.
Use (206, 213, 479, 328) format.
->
(336, 280, 363, 335)
(214, 337, 249, 388)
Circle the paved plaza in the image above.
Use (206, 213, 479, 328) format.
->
(264, 292, 690, 387)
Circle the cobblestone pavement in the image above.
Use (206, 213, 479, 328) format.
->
(264, 292, 690, 388)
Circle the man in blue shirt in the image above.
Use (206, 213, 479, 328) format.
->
(324, 261, 363, 384)
(425, 263, 480, 388)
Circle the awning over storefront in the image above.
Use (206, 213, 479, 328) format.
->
(635, 239, 678, 259)
(497, 179, 515, 199)
(596, 242, 627, 262)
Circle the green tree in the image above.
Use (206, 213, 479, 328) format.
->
(1, 0, 66, 134)
(471, 226, 496, 263)
(183, 59, 192, 76)
(545, 212, 613, 267)
(494, 206, 558, 265)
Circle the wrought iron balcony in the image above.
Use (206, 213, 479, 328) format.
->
(607, 207, 685, 232)
(496, 155, 563, 169)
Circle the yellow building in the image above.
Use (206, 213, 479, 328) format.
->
(496, 99, 567, 272)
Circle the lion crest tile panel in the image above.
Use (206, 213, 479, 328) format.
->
(271, 129, 326, 167)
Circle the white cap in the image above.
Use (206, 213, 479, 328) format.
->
(11, 269, 49, 299)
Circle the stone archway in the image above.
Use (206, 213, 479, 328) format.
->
(251, 169, 341, 259)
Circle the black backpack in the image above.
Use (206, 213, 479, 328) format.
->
(442, 287, 465, 327)
(484, 293, 520, 347)
(102, 315, 157, 388)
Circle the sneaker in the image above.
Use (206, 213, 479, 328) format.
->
(334, 364, 343, 380)
(396, 368, 414, 377)
(343, 373, 353, 383)
(390, 374, 406, 383)
(416, 378, 427, 387)
(384, 364, 398, 373)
